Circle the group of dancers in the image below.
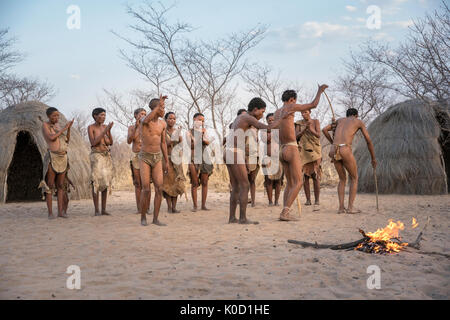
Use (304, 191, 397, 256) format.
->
(40, 84, 377, 225)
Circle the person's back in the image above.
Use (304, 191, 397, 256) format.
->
(332, 117, 362, 146)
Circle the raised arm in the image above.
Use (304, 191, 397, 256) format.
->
(143, 95, 168, 124)
(289, 84, 328, 113)
(359, 121, 377, 168)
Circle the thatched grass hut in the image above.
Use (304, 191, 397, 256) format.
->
(354, 99, 448, 195)
(0, 101, 91, 203)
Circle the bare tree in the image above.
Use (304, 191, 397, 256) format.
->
(0, 74, 56, 109)
(363, 2, 449, 102)
(0, 28, 24, 74)
(242, 63, 284, 109)
(115, 1, 267, 141)
(333, 51, 395, 122)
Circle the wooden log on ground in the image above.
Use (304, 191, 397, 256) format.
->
(287, 237, 369, 250)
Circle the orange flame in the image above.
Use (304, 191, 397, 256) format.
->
(412, 217, 419, 229)
(357, 220, 411, 253)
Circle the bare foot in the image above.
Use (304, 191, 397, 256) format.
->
(141, 218, 148, 226)
(268, 202, 274, 207)
(228, 217, 239, 224)
(167, 207, 173, 213)
(153, 220, 167, 227)
(274, 202, 280, 206)
(192, 207, 198, 212)
(279, 208, 298, 221)
(337, 209, 346, 214)
(305, 200, 312, 206)
(251, 203, 256, 208)
(48, 214, 56, 220)
(94, 211, 101, 216)
(101, 212, 111, 216)
(201, 207, 210, 211)
(346, 208, 361, 214)
(239, 219, 259, 225)
(171, 209, 181, 214)
(58, 213, 68, 218)
(313, 204, 320, 212)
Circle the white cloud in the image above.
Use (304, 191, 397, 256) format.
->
(69, 74, 80, 80)
(385, 20, 414, 28)
(300, 22, 350, 38)
(346, 5, 357, 12)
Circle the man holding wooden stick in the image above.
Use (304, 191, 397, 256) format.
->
(273, 85, 328, 221)
(322, 108, 377, 214)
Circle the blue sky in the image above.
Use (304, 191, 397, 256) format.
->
(0, 0, 442, 125)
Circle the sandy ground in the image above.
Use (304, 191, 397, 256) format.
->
(0, 187, 449, 300)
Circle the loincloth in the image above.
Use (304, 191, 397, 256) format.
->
(139, 151, 163, 168)
(279, 141, 298, 162)
(90, 149, 113, 193)
(187, 161, 214, 185)
(162, 156, 186, 197)
(330, 144, 352, 162)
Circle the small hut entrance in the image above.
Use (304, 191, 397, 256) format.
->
(6, 131, 43, 202)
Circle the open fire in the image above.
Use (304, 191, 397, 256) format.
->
(356, 218, 419, 254)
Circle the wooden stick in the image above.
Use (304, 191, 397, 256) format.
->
(373, 167, 379, 212)
(288, 238, 368, 250)
(318, 83, 335, 119)
(296, 195, 302, 217)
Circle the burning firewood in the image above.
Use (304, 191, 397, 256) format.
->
(288, 217, 433, 255)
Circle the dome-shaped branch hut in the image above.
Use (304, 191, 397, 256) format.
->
(0, 101, 91, 203)
(354, 99, 448, 195)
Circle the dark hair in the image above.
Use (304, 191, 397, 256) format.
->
(193, 112, 204, 119)
(266, 112, 274, 120)
(346, 108, 358, 117)
(281, 90, 297, 102)
(165, 111, 175, 119)
(237, 109, 247, 116)
(46, 107, 58, 117)
(247, 98, 266, 112)
(92, 107, 106, 119)
(134, 108, 145, 116)
(149, 98, 160, 110)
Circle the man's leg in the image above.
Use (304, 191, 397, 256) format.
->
(248, 169, 258, 207)
(55, 172, 67, 218)
(189, 164, 199, 211)
(280, 146, 302, 221)
(265, 177, 273, 205)
(200, 172, 209, 210)
(304, 175, 312, 205)
(45, 167, 56, 219)
(139, 161, 151, 226)
(274, 180, 281, 206)
(151, 161, 165, 226)
(226, 164, 239, 223)
(133, 168, 141, 213)
(101, 189, 110, 215)
(234, 164, 257, 224)
(341, 149, 359, 213)
(333, 161, 347, 213)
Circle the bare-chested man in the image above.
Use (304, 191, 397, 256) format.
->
(322, 108, 376, 214)
(273, 86, 328, 221)
(139, 95, 169, 226)
(127, 108, 147, 213)
(41, 107, 74, 219)
(225, 97, 288, 224)
(88, 108, 114, 216)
